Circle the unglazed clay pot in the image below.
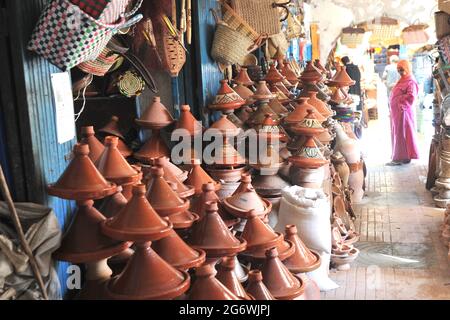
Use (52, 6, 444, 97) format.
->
(98, 186, 128, 219)
(187, 201, 247, 258)
(175, 105, 202, 136)
(99, 116, 125, 140)
(281, 61, 299, 86)
(283, 225, 321, 273)
(245, 270, 275, 300)
(133, 130, 170, 163)
(327, 66, 356, 87)
(234, 67, 254, 87)
(216, 256, 251, 299)
(152, 229, 206, 271)
(185, 159, 221, 196)
(47, 143, 116, 201)
(251, 81, 276, 102)
(190, 182, 220, 218)
(285, 98, 326, 126)
(264, 64, 285, 85)
(209, 80, 245, 113)
(152, 157, 195, 199)
(95, 136, 141, 186)
(348, 164, 365, 203)
(289, 166, 325, 189)
(53, 200, 130, 263)
(207, 165, 248, 184)
(135, 96, 174, 130)
(261, 247, 305, 300)
(297, 273, 321, 300)
(307, 91, 333, 118)
(239, 210, 294, 262)
(187, 264, 240, 300)
(80, 126, 105, 163)
(300, 61, 323, 84)
(101, 184, 173, 242)
(105, 241, 190, 300)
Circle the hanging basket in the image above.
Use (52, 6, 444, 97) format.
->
(77, 47, 121, 76)
(435, 11, 450, 39)
(401, 24, 429, 45)
(364, 17, 399, 46)
(118, 70, 145, 97)
(221, 1, 260, 41)
(155, 24, 186, 77)
(340, 27, 365, 48)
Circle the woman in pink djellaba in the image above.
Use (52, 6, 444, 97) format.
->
(386, 59, 419, 166)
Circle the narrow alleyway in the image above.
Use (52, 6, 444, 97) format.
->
(322, 88, 450, 300)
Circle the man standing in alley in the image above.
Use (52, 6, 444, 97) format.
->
(341, 56, 363, 111)
(383, 55, 401, 101)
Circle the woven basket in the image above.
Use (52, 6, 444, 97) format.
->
(118, 70, 145, 97)
(221, 1, 260, 41)
(435, 11, 450, 39)
(401, 24, 429, 45)
(230, 0, 281, 36)
(340, 27, 365, 48)
(77, 47, 121, 76)
(156, 24, 186, 77)
(211, 21, 253, 66)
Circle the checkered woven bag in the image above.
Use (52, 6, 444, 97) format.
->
(69, 0, 130, 23)
(27, 0, 142, 71)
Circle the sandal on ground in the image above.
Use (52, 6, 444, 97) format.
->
(401, 159, 411, 164)
(385, 161, 402, 166)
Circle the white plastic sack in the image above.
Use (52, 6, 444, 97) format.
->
(275, 186, 338, 291)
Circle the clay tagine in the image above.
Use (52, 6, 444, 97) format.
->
(187, 264, 240, 300)
(135, 96, 174, 130)
(306, 91, 333, 118)
(133, 130, 170, 163)
(216, 256, 252, 300)
(233, 67, 254, 87)
(95, 136, 141, 186)
(246, 103, 280, 128)
(47, 143, 116, 201)
(330, 87, 349, 104)
(245, 269, 275, 300)
(289, 136, 329, 169)
(187, 201, 247, 257)
(98, 115, 125, 140)
(283, 225, 321, 273)
(264, 64, 285, 85)
(190, 182, 221, 217)
(185, 159, 221, 196)
(261, 247, 305, 300)
(251, 81, 276, 102)
(222, 175, 272, 219)
(208, 114, 242, 137)
(290, 109, 326, 136)
(166, 182, 200, 229)
(80, 126, 105, 163)
(281, 61, 299, 86)
(209, 80, 245, 113)
(300, 61, 324, 84)
(152, 229, 206, 271)
(327, 66, 356, 87)
(175, 105, 202, 136)
(285, 98, 326, 126)
(239, 210, 294, 262)
(53, 200, 130, 263)
(314, 59, 328, 75)
(98, 185, 128, 219)
(152, 156, 195, 199)
(233, 83, 254, 106)
(105, 241, 190, 300)
(101, 184, 173, 242)
(269, 98, 289, 117)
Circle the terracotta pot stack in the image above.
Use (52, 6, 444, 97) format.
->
(134, 96, 174, 164)
(98, 116, 133, 158)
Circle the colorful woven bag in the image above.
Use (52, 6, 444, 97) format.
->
(69, 0, 130, 23)
(27, 0, 142, 71)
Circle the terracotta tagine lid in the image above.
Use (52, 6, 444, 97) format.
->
(233, 83, 255, 105)
(95, 136, 141, 186)
(283, 225, 321, 273)
(328, 66, 355, 87)
(233, 67, 254, 87)
(152, 229, 206, 271)
(317, 128, 334, 145)
(314, 59, 328, 75)
(190, 182, 220, 217)
(251, 81, 276, 101)
(185, 159, 221, 196)
(148, 156, 188, 182)
(47, 143, 116, 200)
(285, 98, 326, 126)
(165, 182, 200, 229)
(187, 201, 247, 257)
(269, 99, 289, 117)
(261, 247, 305, 300)
(210, 137, 247, 167)
(247, 103, 280, 127)
(209, 80, 245, 113)
(116, 139, 133, 158)
(300, 61, 324, 84)
(239, 210, 294, 262)
(258, 113, 287, 142)
(290, 109, 326, 136)
(281, 62, 299, 86)
(152, 157, 195, 199)
(264, 64, 285, 85)
(145, 167, 190, 217)
(133, 130, 170, 163)
(273, 82, 292, 99)
(101, 184, 173, 242)
(216, 256, 252, 299)
(105, 241, 190, 300)
(307, 91, 333, 118)
(245, 270, 275, 300)
(187, 264, 240, 300)
(98, 186, 128, 219)
(222, 175, 272, 219)
(135, 96, 174, 129)
(80, 126, 105, 163)
(53, 200, 130, 263)
(330, 87, 348, 104)
(175, 105, 202, 136)
(289, 136, 329, 169)
(98, 116, 125, 140)
(209, 114, 242, 136)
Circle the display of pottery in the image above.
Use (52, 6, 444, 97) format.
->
(98, 116, 132, 158)
(216, 256, 251, 299)
(80, 126, 105, 163)
(209, 80, 246, 114)
(245, 270, 275, 300)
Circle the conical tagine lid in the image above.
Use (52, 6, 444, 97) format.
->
(152, 229, 206, 271)
(209, 80, 245, 112)
(307, 91, 333, 118)
(290, 109, 326, 136)
(187, 201, 247, 257)
(261, 247, 305, 300)
(300, 61, 323, 83)
(190, 182, 220, 218)
(175, 105, 203, 136)
(245, 270, 275, 300)
(283, 225, 321, 273)
(209, 114, 241, 137)
(281, 62, 299, 86)
(135, 96, 174, 129)
(233, 67, 254, 86)
(251, 81, 276, 101)
(53, 200, 130, 263)
(98, 185, 128, 219)
(285, 98, 326, 125)
(105, 241, 190, 300)
(153, 157, 195, 198)
(96, 136, 141, 185)
(234, 83, 254, 105)
(80, 126, 105, 163)
(133, 130, 170, 163)
(264, 64, 285, 85)
(98, 116, 125, 140)
(216, 256, 251, 299)
(185, 159, 221, 196)
(289, 136, 329, 169)
(328, 66, 355, 87)
(47, 143, 116, 200)
(187, 264, 240, 300)
(102, 184, 173, 242)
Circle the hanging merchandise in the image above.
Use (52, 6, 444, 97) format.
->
(363, 16, 400, 47)
(77, 47, 122, 76)
(340, 27, 365, 48)
(435, 11, 450, 40)
(401, 23, 429, 45)
(118, 70, 146, 97)
(438, 35, 450, 65)
(285, 10, 304, 40)
(229, 0, 290, 36)
(268, 33, 290, 59)
(28, 0, 143, 71)
(68, 0, 131, 22)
